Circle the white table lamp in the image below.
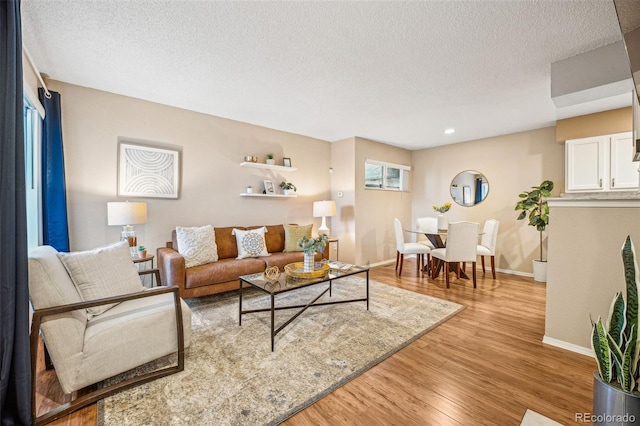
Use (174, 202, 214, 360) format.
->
(107, 201, 147, 256)
(313, 200, 337, 235)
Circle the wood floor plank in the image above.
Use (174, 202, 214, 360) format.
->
(35, 260, 595, 425)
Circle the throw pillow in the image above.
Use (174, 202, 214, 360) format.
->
(232, 227, 270, 259)
(57, 240, 144, 317)
(176, 225, 219, 268)
(283, 224, 313, 252)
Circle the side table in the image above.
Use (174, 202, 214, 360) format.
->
(133, 254, 156, 288)
(327, 237, 339, 261)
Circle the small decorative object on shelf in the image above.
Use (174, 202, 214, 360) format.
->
(137, 245, 147, 259)
(283, 157, 292, 167)
(264, 266, 281, 282)
(279, 181, 296, 195)
(246, 185, 253, 194)
(266, 153, 275, 165)
(244, 155, 257, 163)
(298, 235, 328, 272)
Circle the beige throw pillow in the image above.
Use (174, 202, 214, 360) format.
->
(176, 225, 219, 268)
(57, 241, 144, 317)
(232, 227, 270, 259)
(283, 224, 313, 252)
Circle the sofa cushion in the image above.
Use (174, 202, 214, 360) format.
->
(213, 226, 242, 260)
(282, 224, 313, 252)
(233, 227, 270, 259)
(248, 224, 286, 253)
(175, 225, 218, 268)
(57, 241, 144, 317)
(184, 258, 266, 288)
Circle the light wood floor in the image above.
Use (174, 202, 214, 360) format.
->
(37, 260, 595, 425)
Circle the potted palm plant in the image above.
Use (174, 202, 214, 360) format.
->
(515, 180, 553, 282)
(591, 236, 640, 423)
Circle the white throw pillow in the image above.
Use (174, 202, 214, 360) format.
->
(176, 225, 219, 268)
(57, 241, 144, 317)
(232, 227, 270, 259)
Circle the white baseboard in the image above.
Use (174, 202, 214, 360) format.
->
(542, 335, 593, 357)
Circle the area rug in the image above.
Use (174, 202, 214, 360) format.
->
(98, 277, 463, 425)
(520, 409, 563, 426)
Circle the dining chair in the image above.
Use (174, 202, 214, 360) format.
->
(415, 217, 438, 249)
(394, 218, 431, 276)
(430, 221, 479, 288)
(477, 219, 500, 279)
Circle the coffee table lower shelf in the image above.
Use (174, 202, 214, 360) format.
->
(238, 267, 369, 351)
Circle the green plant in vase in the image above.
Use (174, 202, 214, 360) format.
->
(298, 235, 328, 272)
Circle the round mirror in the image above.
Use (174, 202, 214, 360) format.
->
(450, 170, 489, 207)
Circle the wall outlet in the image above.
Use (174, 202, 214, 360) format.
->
(337, 191, 343, 197)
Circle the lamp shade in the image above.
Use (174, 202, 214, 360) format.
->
(107, 202, 147, 226)
(313, 200, 337, 218)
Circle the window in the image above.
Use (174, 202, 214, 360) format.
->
(364, 159, 410, 191)
(24, 93, 43, 250)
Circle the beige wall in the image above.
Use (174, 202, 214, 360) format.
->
(546, 204, 640, 350)
(411, 126, 565, 274)
(555, 106, 632, 142)
(329, 137, 412, 265)
(47, 80, 332, 252)
(330, 138, 356, 263)
(354, 137, 413, 266)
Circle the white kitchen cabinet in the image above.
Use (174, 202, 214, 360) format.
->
(565, 132, 638, 192)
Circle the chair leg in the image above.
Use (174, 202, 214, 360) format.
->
(481, 256, 486, 273)
(395, 251, 400, 272)
(462, 262, 466, 273)
(426, 254, 431, 276)
(472, 261, 477, 288)
(416, 254, 422, 275)
(445, 263, 450, 288)
(398, 253, 404, 276)
(491, 256, 496, 279)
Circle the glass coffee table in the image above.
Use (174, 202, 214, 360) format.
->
(238, 264, 370, 351)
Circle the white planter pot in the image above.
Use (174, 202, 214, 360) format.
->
(266, 159, 275, 165)
(246, 187, 253, 194)
(283, 189, 291, 196)
(533, 260, 547, 282)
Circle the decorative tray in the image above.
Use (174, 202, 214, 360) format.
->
(284, 262, 330, 279)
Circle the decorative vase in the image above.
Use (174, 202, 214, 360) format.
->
(303, 252, 315, 272)
(437, 214, 448, 233)
(532, 260, 547, 282)
(283, 189, 291, 196)
(593, 372, 640, 425)
(138, 250, 147, 259)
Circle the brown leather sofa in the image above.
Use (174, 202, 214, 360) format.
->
(157, 224, 324, 298)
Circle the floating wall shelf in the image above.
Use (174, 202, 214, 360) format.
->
(240, 193, 298, 198)
(240, 162, 297, 172)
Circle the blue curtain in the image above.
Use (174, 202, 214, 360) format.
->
(0, 0, 32, 424)
(39, 88, 69, 252)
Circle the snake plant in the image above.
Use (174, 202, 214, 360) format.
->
(591, 236, 640, 393)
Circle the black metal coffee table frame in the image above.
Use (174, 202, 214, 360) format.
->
(239, 266, 370, 351)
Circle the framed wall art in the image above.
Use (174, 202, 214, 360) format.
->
(118, 142, 180, 199)
(283, 157, 292, 167)
(263, 180, 275, 194)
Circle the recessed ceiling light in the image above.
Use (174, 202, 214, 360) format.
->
(444, 128, 455, 134)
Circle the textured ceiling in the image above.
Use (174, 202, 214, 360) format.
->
(20, 0, 626, 150)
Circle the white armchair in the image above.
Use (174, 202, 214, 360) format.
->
(28, 242, 191, 425)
